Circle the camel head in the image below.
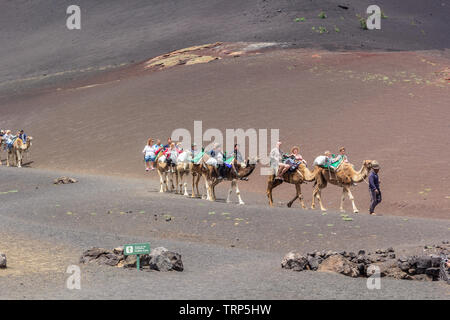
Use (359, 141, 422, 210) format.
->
(363, 160, 377, 170)
(236, 157, 259, 178)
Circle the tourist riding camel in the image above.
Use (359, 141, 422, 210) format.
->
(267, 146, 319, 209)
(203, 153, 258, 205)
(311, 158, 378, 213)
(6, 131, 32, 168)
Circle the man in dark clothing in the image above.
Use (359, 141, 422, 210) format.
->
(368, 161, 381, 215)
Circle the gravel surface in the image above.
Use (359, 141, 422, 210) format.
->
(0, 167, 448, 299)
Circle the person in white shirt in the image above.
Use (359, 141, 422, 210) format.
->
(270, 141, 290, 180)
(143, 138, 156, 171)
(3, 130, 16, 150)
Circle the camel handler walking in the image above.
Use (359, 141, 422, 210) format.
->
(368, 161, 381, 215)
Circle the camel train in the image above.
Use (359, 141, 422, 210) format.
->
(155, 148, 258, 205)
(0, 135, 33, 168)
(151, 144, 378, 213)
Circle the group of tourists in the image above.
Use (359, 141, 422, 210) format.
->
(142, 138, 245, 180)
(0, 129, 28, 150)
(143, 138, 178, 171)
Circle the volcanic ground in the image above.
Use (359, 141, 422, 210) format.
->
(0, 0, 449, 299)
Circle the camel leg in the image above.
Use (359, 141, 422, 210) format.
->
(298, 184, 306, 209)
(17, 150, 22, 168)
(312, 184, 327, 211)
(346, 186, 359, 213)
(170, 170, 175, 192)
(203, 176, 209, 200)
(191, 173, 197, 198)
(311, 187, 316, 209)
(175, 170, 180, 194)
(340, 188, 347, 213)
(183, 173, 189, 196)
(226, 181, 234, 204)
(287, 184, 299, 208)
(211, 181, 218, 202)
(267, 176, 282, 206)
(235, 181, 245, 205)
(204, 174, 212, 201)
(195, 175, 201, 198)
(157, 170, 165, 193)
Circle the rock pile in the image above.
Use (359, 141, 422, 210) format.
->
(80, 246, 183, 272)
(0, 253, 6, 269)
(53, 177, 78, 184)
(282, 242, 450, 282)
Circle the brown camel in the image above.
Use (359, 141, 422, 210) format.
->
(6, 137, 32, 168)
(311, 160, 376, 213)
(204, 158, 258, 204)
(189, 152, 211, 199)
(174, 150, 192, 196)
(155, 153, 176, 193)
(267, 163, 321, 208)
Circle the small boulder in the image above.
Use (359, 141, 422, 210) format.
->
(318, 255, 360, 278)
(53, 177, 78, 184)
(79, 247, 111, 264)
(281, 252, 308, 271)
(0, 253, 6, 269)
(307, 256, 321, 271)
(416, 256, 432, 269)
(149, 250, 183, 272)
(122, 255, 137, 268)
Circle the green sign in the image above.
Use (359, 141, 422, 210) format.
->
(123, 243, 150, 271)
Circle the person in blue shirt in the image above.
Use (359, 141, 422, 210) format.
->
(368, 161, 381, 215)
(18, 130, 27, 143)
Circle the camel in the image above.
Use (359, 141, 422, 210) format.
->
(267, 163, 321, 208)
(174, 150, 192, 196)
(204, 157, 258, 204)
(6, 137, 32, 168)
(189, 152, 210, 199)
(311, 160, 377, 213)
(155, 152, 176, 193)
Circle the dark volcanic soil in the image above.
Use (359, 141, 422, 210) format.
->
(1, 0, 449, 94)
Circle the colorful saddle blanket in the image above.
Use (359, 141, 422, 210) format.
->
(192, 151, 205, 164)
(322, 156, 344, 170)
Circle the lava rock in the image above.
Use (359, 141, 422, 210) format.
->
(79, 247, 111, 264)
(113, 246, 124, 255)
(149, 250, 183, 272)
(416, 256, 432, 269)
(318, 255, 360, 278)
(53, 177, 78, 184)
(398, 261, 411, 272)
(430, 255, 442, 268)
(282, 252, 308, 271)
(307, 256, 321, 271)
(122, 255, 137, 268)
(0, 253, 6, 269)
(425, 267, 441, 280)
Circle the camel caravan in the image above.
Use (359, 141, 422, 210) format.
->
(143, 138, 379, 213)
(0, 130, 33, 168)
(143, 138, 258, 204)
